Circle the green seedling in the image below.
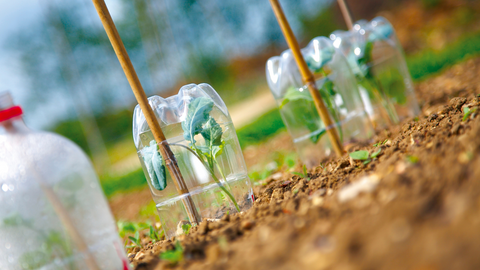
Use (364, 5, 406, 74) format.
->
(117, 221, 150, 238)
(280, 58, 343, 145)
(350, 148, 383, 165)
(373, 139, 389, 147)
(181, 97, 240, 212)
(127, 231, 142, 248)
(463, 107, 477, 121)
(292, 165, 311, 181)
(349, 150, 370, 160)
(149, 225, 162, 243)
(181, 223, 192, 235)
(371, 148, 382, 159)
(160, 242, 184, 265)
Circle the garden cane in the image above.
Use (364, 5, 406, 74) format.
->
(268, 0, 344, 157)
(91, 0, 202, 225)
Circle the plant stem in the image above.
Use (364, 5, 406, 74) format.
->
(170, 144, 241, 212)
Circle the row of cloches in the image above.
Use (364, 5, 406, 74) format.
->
(130, 17, 420, 239)
(0, 4, 421, 270)
(266, 17, 420, 168)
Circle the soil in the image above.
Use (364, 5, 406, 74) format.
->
(123, 57, 480, 270)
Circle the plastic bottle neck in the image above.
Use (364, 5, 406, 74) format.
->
(0, 115, 29, 135)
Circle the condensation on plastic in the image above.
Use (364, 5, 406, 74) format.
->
(266, 37, 374, 168)
(0, 119, 129, 269)
(330, 16, 420, 124)
(133, 83, 254, 239)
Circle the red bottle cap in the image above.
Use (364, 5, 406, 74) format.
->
(0, 106, 23, 122)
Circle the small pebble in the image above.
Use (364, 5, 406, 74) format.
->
(241, 220, 255, 230)
(127, 253, 135, 262)
(134, 251, 145, 261)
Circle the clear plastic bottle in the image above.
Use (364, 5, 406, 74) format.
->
(0, 92, 129, 270)
(133, 84, 254, 239)
(330, 17, 420, 125)
(266, 37, 374, 168)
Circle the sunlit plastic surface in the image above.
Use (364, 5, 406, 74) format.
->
(266, 37, 374, 168)
(330, 17, 420, 125)
(133, 83, 254, 239)
(0, 120, 129, 269)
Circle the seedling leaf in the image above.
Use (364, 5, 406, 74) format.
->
(370, 148, 382, 159)
(279, 87, 313, 109)
(349, 150, 370, 160)
(182, 223, 192, 235)
(182, 97, 214, 144)
(201, 117, 223, 146)
(142, 141, 167, 190)
(463, 107, 477, 121)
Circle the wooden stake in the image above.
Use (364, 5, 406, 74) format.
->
(268, 0, 344, 157)
(91, 0, 201, 225)
(337, 0, 354, 30)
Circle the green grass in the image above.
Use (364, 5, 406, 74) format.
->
(237, 108, 285, 148)
(100, 169, 147, 198)
(407, 31, 480, 81)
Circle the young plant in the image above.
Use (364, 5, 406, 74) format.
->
(127, 231, 142, 248)
(463, 106, 477, 121)
(181, 97, 240, 212)
(373, 139, 389, 147)
(349, 148, 382, 165)
(279, 51, 343, 145)
(181, 223, 192, 235)
(141, 96, 241, 213)
(117, 220, 150, 238)
(149, 225, 162, 243)
(292, 165, 311, 181)
(160, 242, 184, 265)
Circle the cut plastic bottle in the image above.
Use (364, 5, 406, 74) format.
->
(266, 37, 374, 168)
(133, 83, 254, 239)
(0, 91, 130, 270)
(330, 17, 420, 126)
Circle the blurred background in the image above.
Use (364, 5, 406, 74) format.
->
(2, 0, 480, 220)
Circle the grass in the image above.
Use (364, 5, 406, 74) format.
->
(100, 169, 147, 198)
(237, 108, 285, 148)
(407, 31, 480, 81)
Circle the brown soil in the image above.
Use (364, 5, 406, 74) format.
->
(125, 57, 480, 270)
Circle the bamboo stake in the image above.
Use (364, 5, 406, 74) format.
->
(91, 0, 201, 225)
(268, 0, 344, 157)
(337, 0, 354, 30)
